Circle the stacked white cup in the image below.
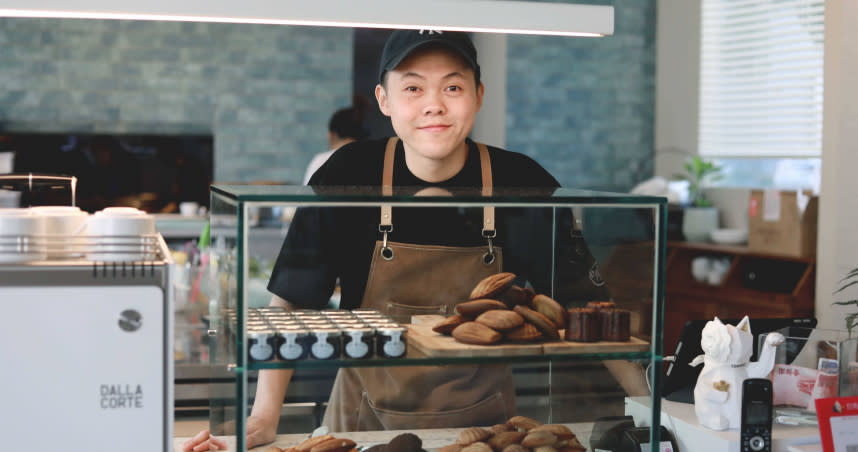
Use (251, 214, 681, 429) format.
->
(0, 208, 46, 263)
(87, 207, 156, 262)
(30, 206, 89, 259)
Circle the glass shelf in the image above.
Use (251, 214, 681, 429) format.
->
(247, 351, 654, 371)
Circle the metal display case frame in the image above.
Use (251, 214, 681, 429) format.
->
(208, 184, 667, 451)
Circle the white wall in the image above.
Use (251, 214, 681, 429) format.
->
(471, 33, 507, 148)
(654, 0, 700, 180)
(817, 0, 858, 330)
(656, 0, 858, 329)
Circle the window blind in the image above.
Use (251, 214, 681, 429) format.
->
(699, 0, 824, 158)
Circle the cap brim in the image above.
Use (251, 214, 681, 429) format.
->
(380, 40, 477, 82)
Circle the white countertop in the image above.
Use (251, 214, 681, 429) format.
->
(625, 396, 822, 452)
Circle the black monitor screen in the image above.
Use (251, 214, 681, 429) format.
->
(1, 133, 213, 213)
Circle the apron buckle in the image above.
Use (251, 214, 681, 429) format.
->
(379, 224, 394, 261)
(482, 229, 496, 266)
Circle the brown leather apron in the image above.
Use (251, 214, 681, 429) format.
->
(321, 138, 516, 432)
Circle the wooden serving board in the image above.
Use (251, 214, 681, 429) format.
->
(407, 315, 543, 357)
(542, 336, 649, 354)
(407, 315, 650, 357)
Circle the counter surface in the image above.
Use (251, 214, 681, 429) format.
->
(174, 423, 594, 451)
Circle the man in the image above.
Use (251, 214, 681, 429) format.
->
(184, 29, 614, 451)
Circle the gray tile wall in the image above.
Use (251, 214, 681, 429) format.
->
(0, 18, 353, 184)
(507, 0, 656, 191)
(0, 1, 655, 191)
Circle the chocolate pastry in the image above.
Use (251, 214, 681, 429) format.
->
(600, 308, 631, 341)
(565, 307, 600, 342)
(387, 432, 423, 452)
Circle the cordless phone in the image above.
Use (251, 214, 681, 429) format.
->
(741, 378, 773, 452)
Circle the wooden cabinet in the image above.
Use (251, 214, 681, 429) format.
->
(662, 241, 815, 351)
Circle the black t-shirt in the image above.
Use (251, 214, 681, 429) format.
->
(267, 137, 607, 309)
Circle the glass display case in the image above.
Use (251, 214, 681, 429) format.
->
(207, 184, 667, 451)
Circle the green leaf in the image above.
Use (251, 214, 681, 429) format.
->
(832, 299, 858, 307)
(838, 268, 858, 283)
(835, 280, 858, 294)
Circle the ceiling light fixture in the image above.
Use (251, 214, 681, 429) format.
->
(0, 0, 614, 37)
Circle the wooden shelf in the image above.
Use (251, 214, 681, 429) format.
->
(660, 241, 815, 351)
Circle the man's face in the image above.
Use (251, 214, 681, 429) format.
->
(375, 47, 484, 175)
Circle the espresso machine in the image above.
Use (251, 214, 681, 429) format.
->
(0, 175, 174, 451)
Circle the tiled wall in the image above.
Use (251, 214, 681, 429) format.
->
(0, 0, 655, 191)
(507, 0, 656, 191)
(0, 18, 352, 184)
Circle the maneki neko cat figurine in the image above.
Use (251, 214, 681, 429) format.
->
(691, 316, 784, 430)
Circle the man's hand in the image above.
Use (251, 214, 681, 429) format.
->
(246, 415, 278, 449)
(180, 429, 228, 452)
(180, 417, 275, 452)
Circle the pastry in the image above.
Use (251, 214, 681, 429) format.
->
(506, 415, 543, 431)
(310, 438, 357, 452)
(513, 305, 560, 340)
(437, 445, 464, 452)
(531, 294, 567, 330)
(586, 300, 616, 311)
(488, 423, 512, 435)
(470, 272, 516, 300)
(497, 284, 530, 308)
(456, 299, 508, 318)
(452, 322, 502, 345)
(529, 424, 576, 441)
(521, 430, 557, 448)
(460, 442, 492, 452)
(600, 308, 631, 341)
(456, 426, 491, 445)
(487, 431, 526, 450)
(501, 446, 529, 452)
(387, 433, 423, 452)
(432, 314, 467, 335)
(565, 307, 600, 342)
(475, 309, 525, 331)
(295, 434, 334, 452)
(504, 323, 543, 342)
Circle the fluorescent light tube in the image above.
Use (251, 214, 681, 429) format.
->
(0, 0, 613, 37)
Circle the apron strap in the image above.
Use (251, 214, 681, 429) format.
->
(476, 142, 495, 237)
(380, 138, 397, 233)
(379, 137, 495, 244)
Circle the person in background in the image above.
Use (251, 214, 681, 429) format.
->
(302, 96, 370, 185)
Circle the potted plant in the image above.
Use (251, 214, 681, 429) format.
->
(834, 267, 858, 337)
(674, 156, 723, 242)
(833, 267, 858, 396)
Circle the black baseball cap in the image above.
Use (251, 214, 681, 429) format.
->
(378, 29, 480, 84)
